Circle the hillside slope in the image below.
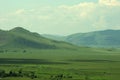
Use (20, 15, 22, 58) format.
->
(42, 30, 120, 48)
(0, 27, 76, 49)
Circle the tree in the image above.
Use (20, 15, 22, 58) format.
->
(23, 50, 26, 53)
(0, 70, 6, 77)
(30, 72, 37, 79)
(18, 69, 23, 77)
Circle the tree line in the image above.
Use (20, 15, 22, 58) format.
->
(0, 69, 37, 79)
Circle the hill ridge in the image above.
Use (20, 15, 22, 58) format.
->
(0, 27, 76, 49)
(42, 29, 120, 48)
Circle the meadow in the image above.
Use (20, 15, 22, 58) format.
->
(0, 48, 120, 80)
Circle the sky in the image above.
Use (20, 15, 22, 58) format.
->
(0, 0, 120, 35)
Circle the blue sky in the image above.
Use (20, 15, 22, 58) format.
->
(0, 0, 120, 35)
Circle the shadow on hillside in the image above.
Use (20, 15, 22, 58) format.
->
(67, 59, 118, 62)
(0, 58, 69, 64)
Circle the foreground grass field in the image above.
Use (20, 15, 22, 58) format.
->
(0, 48, 120, 80)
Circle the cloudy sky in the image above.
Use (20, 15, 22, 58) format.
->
(0, 0, 120, 35)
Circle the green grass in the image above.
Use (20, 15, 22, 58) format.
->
(0, 48, 120, 80)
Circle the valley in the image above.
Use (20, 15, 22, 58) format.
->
(0, 28, 120, 80)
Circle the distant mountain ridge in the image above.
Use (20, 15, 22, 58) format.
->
(42, 34, 66, 41)
(0, 27, 76, 49)
(42, 30, 120, 48)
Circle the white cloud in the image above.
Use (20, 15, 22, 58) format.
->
(99, 0, 120, 6)
(0, 0, 120, 34)
(0, 17, 7, 22)
(14, 9, 25, 15)
(57, 0, 120, 29)
(38, 15, 51, 20)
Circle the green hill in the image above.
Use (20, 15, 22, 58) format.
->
(42, 30, 120, 48)
(0, 27, 76, 49)
(66, 30, 120, 47)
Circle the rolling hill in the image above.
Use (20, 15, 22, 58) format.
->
(0, 27, 76, 49)
(42, 30, 120, 48)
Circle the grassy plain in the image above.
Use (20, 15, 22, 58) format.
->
(0, 48, 120, 80)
